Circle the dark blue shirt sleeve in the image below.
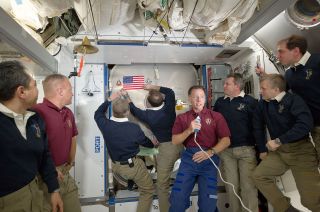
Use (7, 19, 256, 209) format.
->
(160, 87, 176, 113)
(136, 127, 154, 148)
(129, 87, 175, 123)
(129, 102, 149, 123)
(94, 100, 110, 129)
(95, 100, 154, 149)
(253, 102, 268, 153)
(278, 95, 313, 144)
(248, 97, 258, 120)
(213, 98, 220, 111)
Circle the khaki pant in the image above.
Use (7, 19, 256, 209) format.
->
(0, 178, 43, 212)
(156, 142, 184, 212)
(112, 157, 155, 212)
(311, 126, 320, 165)
(220, 146, 259, 212)
(252, 139, 320, 212)
(39, 165, 81, 212)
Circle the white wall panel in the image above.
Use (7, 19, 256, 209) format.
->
(74, 63, 106, 198)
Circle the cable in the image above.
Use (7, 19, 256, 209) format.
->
(88, 0, 99, 41)
(180, 0, 199, 45)
(193, 134, 252, 212)
(147, 0, 176, 43)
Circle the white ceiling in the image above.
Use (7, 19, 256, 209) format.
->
(2, 0, 319, 70)
(81, 44, 248, 65)
(254, 11, 320, 54)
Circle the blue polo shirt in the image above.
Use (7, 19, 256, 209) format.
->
(214, 94, 258, 148)
(253, 92, 313, 152)
(285, 53, 320, 126)
(94, 100, 154, 162)
(129, 87, 176, 142)
(0, 111, 58, 196)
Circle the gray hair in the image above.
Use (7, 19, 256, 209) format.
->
(227, 73, 244, 90)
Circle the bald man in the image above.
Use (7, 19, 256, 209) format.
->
(33, 74, 81, 212)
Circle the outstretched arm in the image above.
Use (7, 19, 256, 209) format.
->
(94, 91, 121, 127)
(144, 84, 160, 91)
(120, 89, 132, 103)
(255, 66, 266, 76)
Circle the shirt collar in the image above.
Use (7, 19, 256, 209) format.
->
(191, 107, 209, 117)
(0, 103, 35, 139)
(43, 98, 63, 111)
(224, 90, 245, 100)
(294, 51, 311, 66)
(110, 116, 129, 122)
(147, 102, 164, 110)
(0, 103, 35, 118)
(272, 91, 286, 102)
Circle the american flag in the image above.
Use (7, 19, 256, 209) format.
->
(123, 75, 145, 90)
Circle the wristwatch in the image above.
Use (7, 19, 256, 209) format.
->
(67, 161, 75, 167)
(210, 148, 217, 155)
(275, 138, 282, 145)
(52, 188, 60, 193)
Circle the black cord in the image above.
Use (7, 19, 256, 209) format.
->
(52, 43, 62, 57)
(88, 0, 99, 41)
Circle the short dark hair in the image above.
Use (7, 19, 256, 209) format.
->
(227, 73, 244, 90)
(279, 35, 308, 55)
(260, 74, 286, 92)
(147, 90, 164, 107)
(0, 60, 31, 101)
(188, 85, 205, 96)
(112, 98, 129, 118)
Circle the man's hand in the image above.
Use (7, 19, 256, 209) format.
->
(56, 169, 64, 181)
(120, 89, 128, 96)
(51, 192, 63, 212)
(64, 162, 74, 172)
(190, 118, 201, 133)
(255, 66, 265, 76)
(151, 136, 160, 147)
(259, 152, 268, 160)
(144, 84, 154, 90)
(119, 89, 131, 102)
(144, 84, 160, 91)
(108, 91, 121, 101)
(266, 140, 281, 151)
(192, 150, 212, 163)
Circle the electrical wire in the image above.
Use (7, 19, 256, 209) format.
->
(88, 0, 99, 41)
(193, 134, 252, 212)
(180, 0, 199, 45)
(58, 16, 74, 37)
(147, 0, 176, 43)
